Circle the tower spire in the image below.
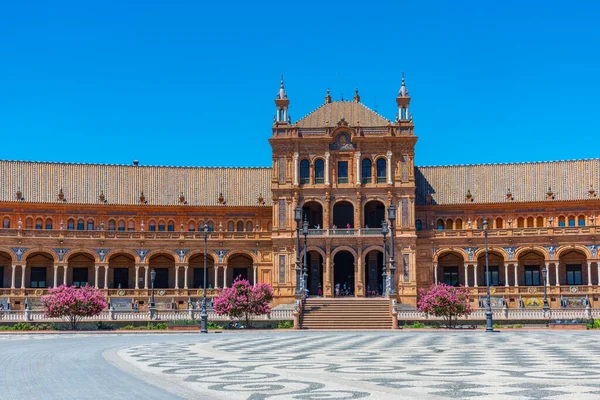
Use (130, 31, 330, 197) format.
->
(396, 71, 411, 121)
(274, 75, 290, 124)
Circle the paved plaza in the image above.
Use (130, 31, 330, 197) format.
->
(1, 331, 600, 399)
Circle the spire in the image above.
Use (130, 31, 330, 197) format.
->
(274, 75, 290, 124)
(396, 71, 411, 121)
(398, 71, 408, 97)
(353, 88, 360, 103)
(325, 88, 332, 104)
(277, 74, 287, 100)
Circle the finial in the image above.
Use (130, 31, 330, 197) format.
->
(276, 75, 287, 99)
(325, 88, 332, 104)
(399, 71, 408, 97)
(353, 88, 360, 103)
(280, 74, 284, 87)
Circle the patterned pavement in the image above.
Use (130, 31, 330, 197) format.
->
(2, 331, 600, 399)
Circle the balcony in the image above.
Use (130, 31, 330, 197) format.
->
(422, 225, 597, 239)
(307, 228, 382, 236)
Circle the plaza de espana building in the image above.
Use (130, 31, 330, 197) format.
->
(1, 76, 599, 312)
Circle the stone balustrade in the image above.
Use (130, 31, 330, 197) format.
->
(396, 307, 594, 321)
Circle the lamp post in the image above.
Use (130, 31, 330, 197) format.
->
(388, 204, 397, 295)
(200, 223, 209, 333)
(542, 266, 549, 317)
(483, 219, 494, 332)
(294, 205, 302, 296)
(302, 217, 309, 298)
(381, 220, 389, 296)
(149, 269, 156, 319)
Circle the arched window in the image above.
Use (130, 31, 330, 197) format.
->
(558, 216, 565, 227)
(26, 217, 33, 229)
(45, 218, 53, 230)
(517, 217, 524, 228)
(361, 159, 372, 183)
(149, 220, 156, 231)
(236, 221, 244, 231)
(3, 217, 9, 228)
(246, 221, 253, 232)
(167, 220, 175, 232)
(108, 219, 116, 231)
(188, 221, 196, 232)
(436, 219, 444, 230)
(536, 216, 544, 227)
(578, 215, 586, 226)
(376, 158, 387, 183)
(299, 159, 310, 184)
(227, 221, 234, 231)
(67, 218, 75, 230)
(118, 220, 125, 231)
(314, 159, 325, 184)
(207, 220, 215, 231)
(495, 218, 503, 229)
(568, 215, 575, 227)
(455, 218, 463, 229)
(87, 219, 95, 231)
(415, 219, 422, 231)
(35, 218, 43, 229)
(526, 217, 534, 227)
(158, 221, 165, 231)
(445, 219, 453, 230)
(128, 220, 135, 231)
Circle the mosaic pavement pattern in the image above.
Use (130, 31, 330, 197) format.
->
(115, 331, 600, 400)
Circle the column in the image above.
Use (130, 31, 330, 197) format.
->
(63, 265, 68, 286)
(253, 265, 257, 286)
(144, 266, 149, 289)
(93, 266, 99, 288)
(504, 263, 509, 287)
(553, 262, 559, 286)
(104, 265, 109, 289)
(473, 264, 478, 287)
(386, 151, 393, 185)
(597, 263, 600, 286)
(463, 264, 469, 287)
(293, 152, 299, 186)
(53, 265, 58, 287)
(214, 265, 219, 288)
(545, 262, 551, 286)
(174, 266, 180, 289)
(324, 152, 330, 185)
(223, 266, 228, 288)
(587, 262, 592, 286)
(433, 262, 438, 284)
(11, 265, 16, 289)
(184, 265, 189, 289)
(355, 152, 361, 185)
(135, 265, 140, 289)
(514, 264, 519, 286)
(325, 251, 332, 296)
(21, 265, 26, 289)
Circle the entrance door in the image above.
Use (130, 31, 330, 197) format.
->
(307, 253, 322, 295)
(193, 268, 205, 288)
(333, 251, 355, 296)
(114, 268, 129, 289)
(154, 268, 169, 288)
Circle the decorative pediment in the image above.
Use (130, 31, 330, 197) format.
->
(329, 132, 356, 151)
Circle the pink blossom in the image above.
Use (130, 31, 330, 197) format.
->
(213, 277, 274, 327)
(42, 284, 107, 330)
(417, 283, 472, 328)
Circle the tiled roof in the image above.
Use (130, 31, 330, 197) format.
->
(0, 160, 272, 206)
(415, 159, 600, 205)
(296, 101, 390, 128)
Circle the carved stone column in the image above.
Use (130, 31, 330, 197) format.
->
(63, 265, 68, 286)
(144, 265, 149, 289)
(464, 264, 469, 287)
(11, 265, 16, 289)
(174, 265, 180, 289)
(587, 261, 592, 286)
(135, 265, 140, 289)
(553, 262, 558, 286)
(184, 265, 189, 289)
(223, 265, 228, 288)
(214, 265, 219, 288)
(53, 265, 58, 287)
(94, 265, 100, 289)
(104, 265, 109, 289)
(21, 265, 26, 289)
(386, 151, 393, 185)
(473, 264, 478, 287)
(355, 152, 361, 185)
(253, 265, 258, 286)
(504, 263, 509, 287)
(514, 264, 519, 286)
(293, 152, 299, 186)
(433, 262, 438, 284)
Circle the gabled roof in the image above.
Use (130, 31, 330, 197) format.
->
(415, 158, 600, 205)
(0, 160, 272, 207)
(296, 101, 390, 128)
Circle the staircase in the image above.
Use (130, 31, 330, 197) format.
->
(301, 298, 393, 329)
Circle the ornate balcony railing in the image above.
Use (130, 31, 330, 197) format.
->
(396, 308, 593, 321)
(0, 228, 272, 240)
(423, 225, 597, 238)
(307, 228, 382, 236)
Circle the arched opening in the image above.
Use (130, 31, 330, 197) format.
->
(246, 221, 253, 232)
(415, 219, 422, 231)
(189, 254, 216, 289)
(438, 252, 464, 286)
(45, 218, 53, 230)
(302, 201, 323, 229)
(517, 217, 525, 228)
(26, 252, 53, 288)
(300, 159, 310, 184)
(436, 219, 444, 230)
(227, 221, 234, 231)
(67, 218, 75, 230)
(332, 201, 354, 229)
(188, 221, 196, 232)
(0, 251, 12, 288)
(25, 217, 33, 229)
(559, 250, 587, 286)
(314, 159, 325, 184)
(558, 216, 566, 227)
(87, 219, 94, 231)
(158, 220, 166, 231)
(227, 254, 254, 286)
(568, 215, 576, 227)
(236, 221, 244, 232)
(167, 220, 175, 232)
(376, 158, 387, 183)
(364, 250, 384, 296)
(476, 251, 504, 287)
(363, 200, 385, 228)
(518, 250, 545, 286)
(536, 216, 544, 227)
(445, 219, 453, 230)
(149, 220, 156, 231)
(333, 251, 355, 296)
(118, 220, 126, 231)
(455, 218, 463, 229)
(109, 253, 135, 289)
(128, 220, 135, 231)
(2, 217, 10, 229)
(68, 253, 94, 287)
(361, 158, 372, 183)
(578, 215, 586, 226)
(108, 219, 116, 231)
(149, 254, 174, 288)
(306, 251, 324, 295)
(525, 217, 533, 227)
(35, 218, 42, 229)
(495, 217, 503, 229)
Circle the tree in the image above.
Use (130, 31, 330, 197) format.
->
(42, 284, 107, 330)
(213, 277, 273, 327)
(417, 283, 472, 328)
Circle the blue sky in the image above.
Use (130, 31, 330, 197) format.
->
(0, 1, 598, 167)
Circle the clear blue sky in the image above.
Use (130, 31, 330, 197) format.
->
(1, 1, 598, 167)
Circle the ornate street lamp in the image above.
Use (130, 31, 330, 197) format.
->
(149, 269, 156, 319)
(200, 223, 209, 333)
(483, 219, 494, 332)
(381, 220, 389, 296)
(388, 204, 397, 295)
(302, 217, 309, 297)
(542, 266, 549, 317)
(294, 205, 303, 296)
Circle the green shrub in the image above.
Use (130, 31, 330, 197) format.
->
(514, 324, 523, 329)
(167, 319, 198, 326)
(120, 325, 136, 330)
(277, 321, 293, 329)
(12, 322, 36, 331)
(493, 323, 502, 329)
(96, 322, 114, 330)
(207, 321, 224, 330)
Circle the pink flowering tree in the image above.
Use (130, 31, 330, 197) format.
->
(42, 284, 107, 330)
(417, 283, 472, 328)
(213, 277, 273, 327)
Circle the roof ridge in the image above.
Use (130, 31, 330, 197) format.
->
(0, 159, 271, 170)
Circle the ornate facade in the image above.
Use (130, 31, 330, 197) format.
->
(1, 76, 599, 311)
